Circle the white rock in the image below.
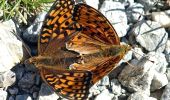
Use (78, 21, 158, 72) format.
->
(0, 89, 7, 100)
(166, 68, 170, 81)
(95, 89, 114, 100)
(110, 79, 122, 95)
(100, 1, 128, 37)
(0, 22, 29, 73)
(151, 11, 170, 28)
(126, 3, 144, 23)
(85, 0, 99, 9)
(2, 70, 16, 89)
(132, 47, 145, 60)
(134, 20, 168, 52)
(128, 92, 157, 100)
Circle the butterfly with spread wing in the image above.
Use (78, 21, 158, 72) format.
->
(28, 0, 131, 99)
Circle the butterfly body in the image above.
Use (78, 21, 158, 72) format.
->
(27, 0, 131, 99)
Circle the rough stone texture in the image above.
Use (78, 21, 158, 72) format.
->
(23, 12, 46, 43)
(39, 83, 59, 100)
(128, 92, 157, 100)
(118, 58, 155, 94)
(100, 1, 128, 37)
(165, 40, 170, 63)
(15, 94, 32, 100)
(0, 89, 7, 100)
(85, 0, 99, 9)
(110, 79, 122, 96)
(95, 89, 114, 100)
(134, 21, 168, 52)
(126, 3, 144, 23)
(161, 83, 170, 100)
(0, 22, 29, 73)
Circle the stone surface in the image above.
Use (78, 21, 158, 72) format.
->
(128, 92, 157, 100)
(100, 1, 128, 37)
(118, 58, 155, 94)
(151, 11, 170, 28)
(161, 83, 170, 100)
(1, 70, 16, 89)
(8, 87, 19, 95)
(18, 72, 35, 89)
(0, 22, 28, 73)
(134, 21, 168, 52)
(132, 47, 144, 60)
(39, 83, 59, 100)
(15, 94, 32, 100)
(23, 12, 46, 43)
(110, 79, 122, 96)
(85, 0, 99, 9)
(165, 40, 170, 63)
(126, 3, 144, 23)
(0, 89, 7, 100)
(95, 89, 114, 100)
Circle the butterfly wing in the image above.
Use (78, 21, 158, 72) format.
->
(40, 66, 92, 100)
(38, 0, 82, 55)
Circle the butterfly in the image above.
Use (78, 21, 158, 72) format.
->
(28, 0, 131, 99)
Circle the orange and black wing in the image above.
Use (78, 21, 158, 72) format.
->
(66, 3, 120, 54)
(38, 0, 82, 55)
(40, 67, 92, 100)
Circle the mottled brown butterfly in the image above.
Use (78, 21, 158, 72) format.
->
(28, 0, 130, 99)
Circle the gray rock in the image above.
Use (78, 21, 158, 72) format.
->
(0, 89, 7, 100)
(99, 1, 128, 37)
(118, 58, 155, 94)
(18, 72, 35, 89)
(166, 68, 170, 82)
(136, 0, 161, 10)
(8, 87, 18, 95)
(15, 94, 32, 100)
(126, 3, 144, 23)
(134, 20, 168, 52)
(23, 12, 46, 43)
(8, 96, 15, 100)
(39, 83, 59, 100)
(165, 40, 170, 63)
(161, 83, 170, 100)
(128, 92, 157, 100)
(151, 72, 168, 91)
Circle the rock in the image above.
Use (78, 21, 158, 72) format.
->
(161, 83, 170, 100)
(1, 70, 16, 89)
(23, 12, 46, 43)
(151, 11, 170, 28)
(85, 0, 99, 9)
(126, 3, 144, 23)
(118, 58, 155, 94)
(100, 1, 128, 37)
(8, 87, 19, 95)
(0, 9, 3, 18)
(18, 72, 35, 89)
(128, 92, 157, 100)
(150, 72, 168, 91)
(132, 47, 144, 60)
(110, 79, 122, 96)
(166, 68, 170, 81)
(165, 40, 170, 63)
(134, 20, 168, 52)
(136, 0, 162, 10)
(97, 76, 110, 86)
(39, 83, 59, 100)
(0, 89, 7, 100)
(12, 65, 25, 80)
(95, 89, 114, 100)
(0, 22, 29, 73)
(15, 94, 32, 100)
(8, 96, 15, 100)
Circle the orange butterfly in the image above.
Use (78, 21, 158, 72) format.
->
(28, 0, 130, 99)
